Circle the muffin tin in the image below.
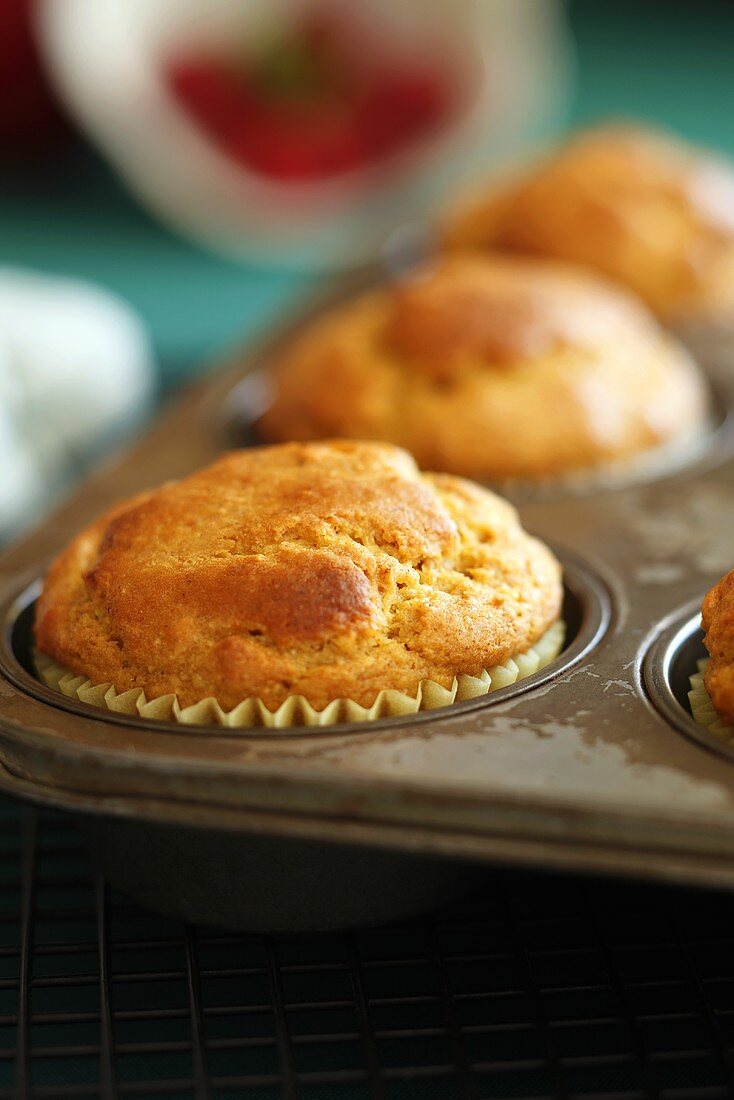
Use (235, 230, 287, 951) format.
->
(2, 268, 734, 930)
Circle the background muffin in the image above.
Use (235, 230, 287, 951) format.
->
(443, 124, 734, 326)
(259, 254, 709, 481)
(35, 441, 563, 715)
(700, 570, 734, 725)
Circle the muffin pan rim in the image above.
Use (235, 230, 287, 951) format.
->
(0, 546, 611, 740)
(641, 599, 734, 765)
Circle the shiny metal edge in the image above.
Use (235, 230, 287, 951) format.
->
(641, 600, 734, 764)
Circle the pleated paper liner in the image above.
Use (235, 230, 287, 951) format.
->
(488, 422, 714, 503)
(688, 657, 734, 742)
(34, 620, 565, 731)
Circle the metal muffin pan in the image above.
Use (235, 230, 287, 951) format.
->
(3, 270, 734, 930)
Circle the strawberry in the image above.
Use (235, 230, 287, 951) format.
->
(167, 5, 453, 183)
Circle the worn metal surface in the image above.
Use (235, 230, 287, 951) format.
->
(2, 277, 734, 893)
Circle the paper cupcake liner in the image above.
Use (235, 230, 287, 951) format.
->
(688, 658, 734, 742)
(487, 425, 713, 503)
(34, 620, 565, 731)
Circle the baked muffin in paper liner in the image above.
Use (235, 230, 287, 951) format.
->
(443, 124, 734, 332)
(35, 620, 564, 731)
(259, 254, 710, 483)
(34, 442, 565, 728)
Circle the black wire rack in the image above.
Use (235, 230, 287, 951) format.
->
(2, 796, 734, 1100)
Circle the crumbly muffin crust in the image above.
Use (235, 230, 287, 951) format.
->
(702, 570, 734, 724)
(35, 441, 562, 712)
(443, 124, 734, 324)
(258, 254, 709, 480)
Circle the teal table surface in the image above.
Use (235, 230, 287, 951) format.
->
(1, 0, 734, 392)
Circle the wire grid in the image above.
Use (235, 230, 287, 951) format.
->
(0, 798, 733, 1100)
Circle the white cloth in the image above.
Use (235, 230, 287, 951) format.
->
(0, 269, 154, 540)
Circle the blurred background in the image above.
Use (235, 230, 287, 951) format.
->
(2, 0, 734, 541)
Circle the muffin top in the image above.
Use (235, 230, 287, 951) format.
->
(258, 254, 709, 480)
(35, 441, 562, 712)
(702, 570, 734, 724)
(443, 124, 734, 323)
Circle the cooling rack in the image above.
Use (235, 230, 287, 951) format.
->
(1, 795, 734, 1099)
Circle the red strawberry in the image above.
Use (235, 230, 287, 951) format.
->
(167, 5, 454, 183)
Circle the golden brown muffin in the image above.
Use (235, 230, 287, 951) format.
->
(701, 570, 734, 724)
(444, 124, 734, 324)
(258, 254, 709, 481)
(34, 441, 562, 712)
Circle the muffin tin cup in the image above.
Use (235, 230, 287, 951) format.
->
(1, 558, 602, 743)
(644, 606, 734, 751)
(78, 815, 484, 933)
(4, 271, 734, 931)
(0, 751, 484, 933)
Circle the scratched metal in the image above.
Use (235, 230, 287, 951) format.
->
(2, 275, 734, 891)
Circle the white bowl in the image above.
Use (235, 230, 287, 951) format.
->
(37, 0, 573, 269)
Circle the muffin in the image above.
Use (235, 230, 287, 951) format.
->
(689, 571, 734, 739)
(258, 254, 709, 482)
(444, 124, 734, 328)
(35, 440, 564, 726)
